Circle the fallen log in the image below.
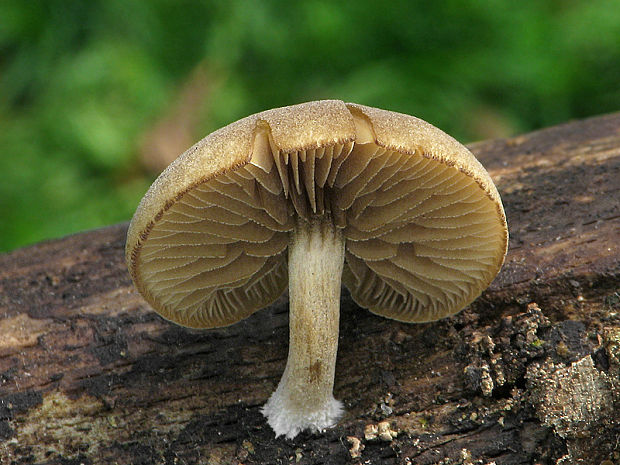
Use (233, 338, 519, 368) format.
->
(1, 113, 619, 465)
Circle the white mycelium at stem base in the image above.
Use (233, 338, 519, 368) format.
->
(261, 218, 345, 439)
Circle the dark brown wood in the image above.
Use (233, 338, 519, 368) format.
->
(1, 113, 619, 465)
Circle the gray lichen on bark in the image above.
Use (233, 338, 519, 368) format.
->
(527, 327, 620, 464)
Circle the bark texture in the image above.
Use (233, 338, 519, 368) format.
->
(1, 113, 619, 465)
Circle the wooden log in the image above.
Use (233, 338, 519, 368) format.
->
(1, 113, 619, 465)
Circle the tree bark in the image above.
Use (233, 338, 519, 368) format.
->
(1, 113, 619, 465)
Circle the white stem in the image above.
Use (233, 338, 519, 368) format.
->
(262, 219, 345, 439)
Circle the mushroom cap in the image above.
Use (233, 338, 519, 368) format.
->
(126, 100, 508, 328)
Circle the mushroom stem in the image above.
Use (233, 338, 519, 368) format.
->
(262, 218, 345, 439)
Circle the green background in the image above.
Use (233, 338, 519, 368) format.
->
(2, 0, 620, 252)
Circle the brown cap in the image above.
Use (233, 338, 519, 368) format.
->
(126, 100, 508, 328)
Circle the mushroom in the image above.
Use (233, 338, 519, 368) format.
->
(126, 100, 508, 439)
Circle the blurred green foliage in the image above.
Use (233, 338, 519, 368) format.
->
(2, 0, 620, 252)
